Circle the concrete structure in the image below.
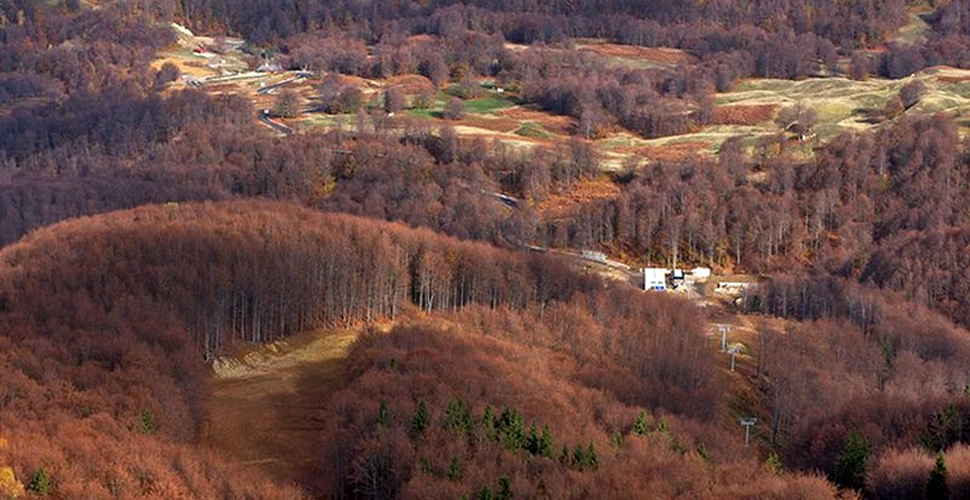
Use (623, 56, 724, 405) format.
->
(671, 269, 685, 289)
(257, 61, 283, 73)
(581, 250, 608, 264)
(690, 267, 712, 279)
(715, 282, 749, 292)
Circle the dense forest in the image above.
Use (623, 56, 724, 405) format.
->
(2, 0, 970, 498)
(4, 202, 970, 499)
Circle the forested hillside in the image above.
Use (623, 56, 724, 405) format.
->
(0, 201, 810, 498)
(3, 0, 970, 498)
(0, 201, 837, 498)
(0, 201, 595, 497)
(3, 202, 970, 499)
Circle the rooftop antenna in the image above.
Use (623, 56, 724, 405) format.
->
(740, 418, 757, 447)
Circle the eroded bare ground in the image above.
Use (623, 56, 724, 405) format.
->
(203, 328, 360, 489)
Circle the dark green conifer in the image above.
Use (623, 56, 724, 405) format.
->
(137, 408, 158, 434)
(497, 476, 513, 500)
(764, 452, 783, 475)
(447, 457, 463, 482)
(419, 457, 434, 475)
(476, 486, 494, 500)
(411, 399, 431, 438)
(558, 444, 570, 465)
(572, 444, 586, 469)
(611, 431, 623, 450)
(633, 410, 649, 436)
(539, 425, 554, 458)
(499, 408, 525, 451)
(27, 466, 51, 497)
(376, 400, 392, 430)
(586, 441, 599, 471)
(927, 452, 949, 500)
(526, 422, 540, 455)
(445, 399, 472, 436)
(833, 430, 870, 491)
(482, 405, 498, 442)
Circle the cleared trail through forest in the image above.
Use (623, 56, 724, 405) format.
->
(205, 328, 359, 487)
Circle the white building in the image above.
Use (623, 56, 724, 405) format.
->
(691, 267, 712, 279)
(643, 268, 668, 292)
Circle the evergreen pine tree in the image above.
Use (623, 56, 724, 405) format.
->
(445, 399, 473, 436)
(572, 445, 586, 470)
(27, 466, 51, 497)
(610, 431, 623, 450)
(669, 436, 685, 453)
(411, 400, 431, 439)
(558, 444, 570, 465)
(657, 417, 669, 434)
(539, 425, 554, 458)
(476, 486, 494, 500)
(482, 405, 498, 442)
(695, 442, 709, 464)
(764, 452, 783, 475)
(497, 476, 513, 500)
(927, 452, 949, 500)
(376, 400, 392, 430)
(833, 430, 870, 491)
(586, 442, 599, 471)
(137, 408, 158, 434)
(526, 422, 540, 455)
(447, 457, 463, 482)
(633, 410, 649, 436)
(499, 408, 525, 451)
(923, 404, 962, 452)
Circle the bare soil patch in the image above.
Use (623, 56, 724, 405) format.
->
(578, 44, 697, 65)
(407, 34, 437, 44)
(498, 107, 576, 135)
(152, 54, 216, 78)
(387, 74, 436, 94)
(937, 74, 970, 83)
(538, 178, 622, 217)
(455, 114, 521, 133)
(637, 141, 711, 162)
(449, 125, 547, 147)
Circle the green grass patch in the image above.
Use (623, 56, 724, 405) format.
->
(600, 136, 639, 151)
(408, 108, 442, 119)
(942, 82, 970, 99)
(515, 121, 553, 139)
(300, 113, 356, 128)
(813, 122, 847, 140)
(465, 97, 516, 114)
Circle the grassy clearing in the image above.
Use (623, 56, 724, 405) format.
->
(691, 67, 970, 158)
(464, 96, 516, 114)
(408, 108, 442, 119)
(207, 328, 363, 483)
(515, 121, 553, 138)
(299, 113, 356, 128)
(401, 92, 518, 120)
(156, 17, 970, 170)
